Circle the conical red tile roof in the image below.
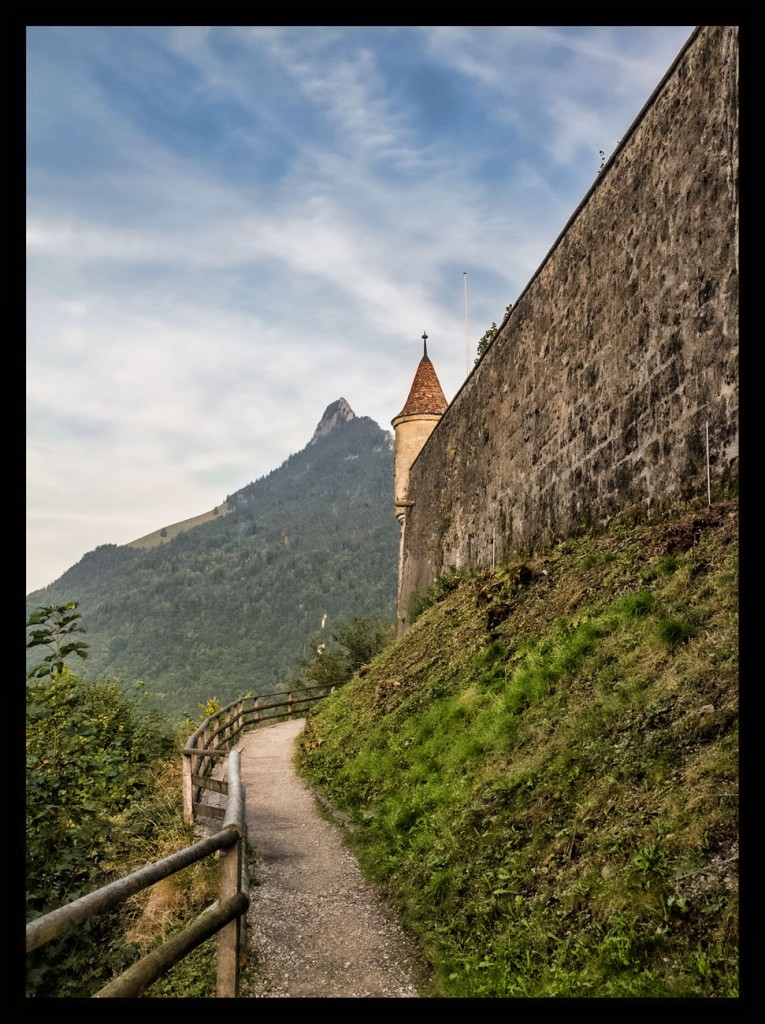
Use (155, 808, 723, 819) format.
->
(394, 338, 448, 420)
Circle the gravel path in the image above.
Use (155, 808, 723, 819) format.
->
(234, 718, 427, 998)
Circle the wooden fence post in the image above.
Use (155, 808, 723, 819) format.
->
(216, 836, 242, 997)
(238, 787, 248, 968)
(217, 751, 245, 998)
(182, 753, 193, 824)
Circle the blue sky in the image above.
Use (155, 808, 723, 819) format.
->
(26, 24, 695, 594)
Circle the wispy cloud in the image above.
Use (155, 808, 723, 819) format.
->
(26, 25, 695, 593)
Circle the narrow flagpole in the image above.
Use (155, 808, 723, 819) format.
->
(463, 272, 470, 375)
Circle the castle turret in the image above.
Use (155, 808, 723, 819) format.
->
(392, 334, 447, 632)
(391, 333, 448, 524)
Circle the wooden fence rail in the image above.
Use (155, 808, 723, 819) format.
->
(182, 687, 332, 823)
(25, 685, 333, 997)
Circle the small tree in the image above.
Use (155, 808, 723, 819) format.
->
(475, 304, 513, 364)
(299, 644, 353, 690)
(26, 602, 89, 679)
(295, 616, 394, 691)
(332, 616, 394, 673)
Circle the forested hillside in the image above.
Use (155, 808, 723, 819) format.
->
(26, 403, 398, 717)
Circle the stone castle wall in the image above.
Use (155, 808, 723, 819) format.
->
(398, 26, 738, 629)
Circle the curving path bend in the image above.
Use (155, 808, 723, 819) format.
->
(233, 718, 427, 999)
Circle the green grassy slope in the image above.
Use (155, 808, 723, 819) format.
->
(126, 504, 230, 549)
(296, 500, 739, 998)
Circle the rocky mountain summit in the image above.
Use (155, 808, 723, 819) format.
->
(310, 397, 355, 444)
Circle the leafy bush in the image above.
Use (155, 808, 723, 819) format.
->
(26, 669, 177, 997)
(295, 615, 394, 690)
(26, 601, 89, 678)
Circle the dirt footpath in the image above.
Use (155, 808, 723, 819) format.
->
(235, 718, 427, 998)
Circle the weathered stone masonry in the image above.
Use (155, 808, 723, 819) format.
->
(397, 26, 738, 631)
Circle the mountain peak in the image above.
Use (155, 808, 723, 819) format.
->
(310, 397, 356, 444)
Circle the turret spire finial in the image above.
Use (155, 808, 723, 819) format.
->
(422, 331, 428, 358)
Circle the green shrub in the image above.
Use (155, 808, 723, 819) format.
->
(26, 669, 177, 997)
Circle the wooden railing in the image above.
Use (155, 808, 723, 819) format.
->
(26, 750, 248, 997)
(25, 685, 333, 998)
(182, 687, 333, 823)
